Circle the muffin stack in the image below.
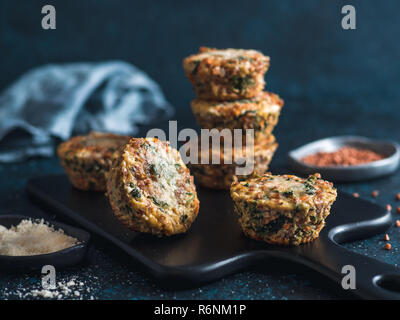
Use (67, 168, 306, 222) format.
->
(183, 47, 284, 189)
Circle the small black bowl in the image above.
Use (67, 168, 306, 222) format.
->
(0, 215, 90, 271)
(288, 136, 400, 182)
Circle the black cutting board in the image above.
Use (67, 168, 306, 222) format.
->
(26, 174, 400, 299)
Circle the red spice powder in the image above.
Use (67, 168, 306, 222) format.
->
(301, 146, 385, 167)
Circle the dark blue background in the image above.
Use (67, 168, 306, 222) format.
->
(1, 0, 399, 112)
(1, 0, 400, 300)
(1, 0, 399, 145)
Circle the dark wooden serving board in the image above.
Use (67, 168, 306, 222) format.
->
(26, 174, 400, 299)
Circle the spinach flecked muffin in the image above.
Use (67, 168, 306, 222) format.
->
(57, 132, 131, 191)
(191, 91, 283, 139)
(183, 47, 270, 100)
(230, 173, 337, 246)
(188, 135, 278, 190)
(106, 137, 200, 236)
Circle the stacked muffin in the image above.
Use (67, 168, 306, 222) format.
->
(183, 47, 283, 189)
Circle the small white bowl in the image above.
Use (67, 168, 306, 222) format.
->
(288, 136, 400, 182)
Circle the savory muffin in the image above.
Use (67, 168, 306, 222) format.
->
(191, 91, 283, 138)
(230, 173, 337, 246)
(188, 135, 278, 190)
(106, 137, 200, 236)
(57, 132, 131, 191)
(183, 47, 270, 100)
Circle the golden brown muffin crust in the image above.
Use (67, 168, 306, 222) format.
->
(183, 47, 270, 100)
(106, 137, 200, 236)
(191, 91, 283, 136)
(230, 173, 337, 245)
(57, 132, 131, 191)
(188, 135, 278, 190)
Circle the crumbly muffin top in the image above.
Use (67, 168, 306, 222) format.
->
(191, 91, 283, 114)
(230, 173, 337, 212)
(183, 47, 270, 73)
(187, 134, 276, 163)
(57, 131, 131, 161)
(120, 137, 199, 225)
(189, 47, 268, 61)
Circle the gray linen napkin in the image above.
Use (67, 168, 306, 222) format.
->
(0, 61, 174, 162)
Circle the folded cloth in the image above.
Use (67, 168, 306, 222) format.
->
(0, 61, 174, 162)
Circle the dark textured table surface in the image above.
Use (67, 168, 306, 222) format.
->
(1, 94, 400, 300)
(1, 0, 400, 300)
